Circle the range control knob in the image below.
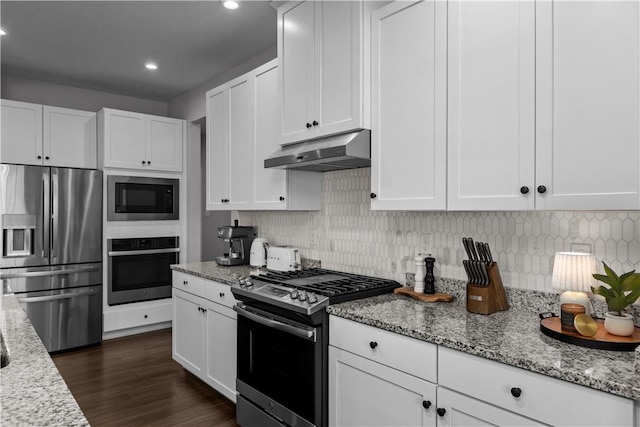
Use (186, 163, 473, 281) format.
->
(298, 291, 307, 302)
(245, 279, 253, 288)
(308, 293, 318, 304)
(290, 290, 299, 299)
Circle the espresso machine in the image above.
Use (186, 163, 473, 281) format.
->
(215, 220, 256, 266)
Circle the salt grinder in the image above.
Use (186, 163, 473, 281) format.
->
(414, 255, 426, 293)
(424, 256, 435, 294)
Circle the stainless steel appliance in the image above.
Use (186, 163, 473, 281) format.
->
(231, 268, 400, 427)
(215, 220, 255, 266)
(107, 175, 179, 221)
(0, 164, 103, 352)
(107, 236, 179, 305)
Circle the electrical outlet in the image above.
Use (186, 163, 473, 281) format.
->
(419, 233, 431, 254)
(309, 228, 317, 247)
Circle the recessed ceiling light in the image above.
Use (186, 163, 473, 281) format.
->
(0, 28, 7, 36)
(223, 1, 239, 10)
(145, 62, 158, 71)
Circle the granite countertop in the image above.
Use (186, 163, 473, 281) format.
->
(327, 292, 640, 402)
(170, 261, 253, 285)
(0, 286, 89, 426)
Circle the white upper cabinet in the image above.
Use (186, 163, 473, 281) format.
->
(370, 0, 447, 210)
(447, 0, 535, 211)
(206, 59, 321, 211)
(1, 100, 97, 169)
(278, 0, 366, 145)
(535, 0, 640, 210)
(100, 108, 183, 172)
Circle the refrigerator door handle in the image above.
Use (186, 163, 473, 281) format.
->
(1, 265, 100, 279)
(51, 168, 58, 262)
(16, 288, 98, 303)
(43, 168, 51, 263)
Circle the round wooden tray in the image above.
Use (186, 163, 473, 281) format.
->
(540, 316, 640, 351)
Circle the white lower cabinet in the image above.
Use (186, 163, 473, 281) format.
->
(329, 315, 636, 427)
(172, 272, 237, 403)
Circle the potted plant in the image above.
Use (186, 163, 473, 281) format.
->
(591, 262, 640, 336)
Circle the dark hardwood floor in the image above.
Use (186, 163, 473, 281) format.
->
(52, 328, 238, 427)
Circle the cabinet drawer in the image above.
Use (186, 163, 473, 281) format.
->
(438, 347, 633, 426)
(204, 279, 237, 309)
(329, 315, 437, 383)
(172, 271, 204, 297)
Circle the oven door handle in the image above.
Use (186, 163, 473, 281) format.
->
(234, 303, 317, 342)
(108, 248, 180, 257)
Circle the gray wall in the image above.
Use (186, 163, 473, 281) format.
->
(1, 74, 168, 115)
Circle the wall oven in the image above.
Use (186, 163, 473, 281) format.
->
(107, 175, 179, 221)
(107, 236, 179, 306)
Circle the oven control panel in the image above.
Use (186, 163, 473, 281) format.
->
(232, 277, 329, 315)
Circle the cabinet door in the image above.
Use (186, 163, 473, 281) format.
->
(146, 115, 183, 172)
(205, 300, 237, 403)
(253, 60, 288, 210)
(103, 109, 147, 170)
(172, 288, 205, 377)
(314, 0, 362, 138)
(1, 99, 43, 166)
(227, 74, 252, 210)
(206, 86, 229, 210)
(43, 106, 97, 169)
(436, 387, 543, 427)
(447, 1, 535, 211)
(370, 0, 447, 210)
(329, 346, 436, 427)
(279, 0, 316, 144)
(536, 0, 640, 210)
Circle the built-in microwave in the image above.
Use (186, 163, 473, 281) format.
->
(107, 175, 179, 221)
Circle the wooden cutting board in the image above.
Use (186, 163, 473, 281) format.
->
(394, 287, 454, 302)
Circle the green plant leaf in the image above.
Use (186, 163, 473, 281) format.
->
(620, 270, 637, 283)
(602, 262, 620, 281)
(621, 273, 640, 293)
(592, 285, 616, 300)
(624, 286, 640, 306)
(607, 295, 629, 313)
(592, 273, 618, 289)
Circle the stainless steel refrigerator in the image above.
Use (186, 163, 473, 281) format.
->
(1, 164, 103, 352)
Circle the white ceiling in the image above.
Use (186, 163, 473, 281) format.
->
(0, 1, 277, 102)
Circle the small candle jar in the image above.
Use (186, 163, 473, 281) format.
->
(561, 303, 586, 333)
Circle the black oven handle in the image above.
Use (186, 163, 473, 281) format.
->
(233, 303, 317, 342)
(108, 248, 180, 257)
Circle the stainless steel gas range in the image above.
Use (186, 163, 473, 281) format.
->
(231, 268, 400, 427)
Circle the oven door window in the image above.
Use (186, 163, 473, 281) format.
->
(111, 252, 176, 291)
(237, 313, 322, 424)
(115, 182, 173, 214)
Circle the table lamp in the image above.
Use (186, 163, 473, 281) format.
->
(552, 252, 598, 315)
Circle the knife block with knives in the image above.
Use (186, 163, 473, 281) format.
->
(462, 237, 509, 315)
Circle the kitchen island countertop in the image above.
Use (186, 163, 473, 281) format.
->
(0, 288, 89, 426)
(327, 293, 640, 402)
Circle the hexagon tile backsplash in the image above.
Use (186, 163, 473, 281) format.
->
(238, 168, 640, 293)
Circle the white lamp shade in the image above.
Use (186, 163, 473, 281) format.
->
(552, 252, 598, 292)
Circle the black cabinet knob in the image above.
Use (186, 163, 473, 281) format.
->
(144, 314, 148, 319)
(369, 341, 378, 349)
(370, 193, 377, 199)
(142, 160, 146, 165)
(279, 196, 285, 201)
(520, 186, 529, 194)
(312, 120, 318, 126)
(537, 185, 547, 194)
(306, 123, 312, 129)
(37, 155, 42, 159)
(183, 280, 187, 285)
(422, 400, 431, 409)
(220, 292, 225, 298)
(45, 156, 50, 160)
(436, 408, 446, 417)
(510, 387, 522, 398)
(147, 161, 151, 165)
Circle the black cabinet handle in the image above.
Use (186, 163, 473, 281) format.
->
(147, 161, 151, 165)
(520, 186, 529, 194)
(510, 387, 522, 398)
(436, 408, 446, 417)
(370, 193, 377, 199)
(537, 185, 547, 194)
(183, 280, 188, 285)
(279, 196, 285, 201)
(369, 341, 378, 349)
(220, 292, 225, 298)
(312, 120, 318, 126)
(142, 160, 146, 165)
(306, 123, 312, 129)
(422, 400, 431, 409)
(45, 156, 50, 160)
(37, 155, 42, 159)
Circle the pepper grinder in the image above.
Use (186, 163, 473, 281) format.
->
(414, 255, 426, 293)
(424, 256, 435, 294)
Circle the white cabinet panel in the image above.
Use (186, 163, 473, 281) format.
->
(370, 0, 446, 210)
(205, 300, 237, 403)
(206, 87, 229, 210)
(228, 75, 252, 209)
(447, 0, 535, 210)
(172, 288, 205, 377)
(44, 106, 97, 169)
(146, 116, 183, 172)
(535, 0, 640, 210)
(1, 100, 43, 166)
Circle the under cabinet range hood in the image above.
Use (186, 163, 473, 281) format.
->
(264, 129, 371, 172)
